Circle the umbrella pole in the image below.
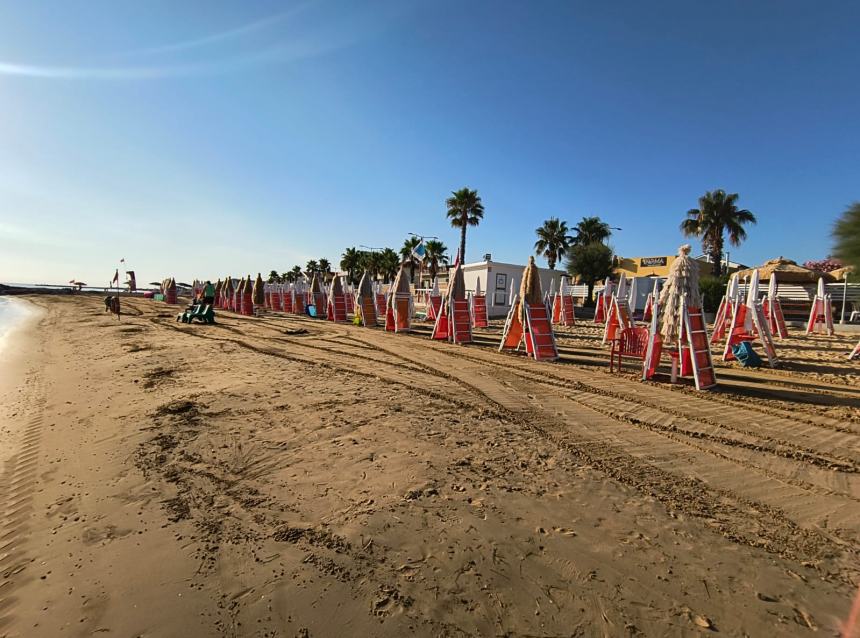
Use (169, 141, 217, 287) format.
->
(841, 273, 848, 324)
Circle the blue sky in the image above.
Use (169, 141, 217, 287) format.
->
(1, 0, 858, 285)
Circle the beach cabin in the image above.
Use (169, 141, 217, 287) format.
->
(460, 259, 564, 319)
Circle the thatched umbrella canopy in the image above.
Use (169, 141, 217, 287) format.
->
(830, 266, 854, 281)
(447, 263, 466, 301)
(253, 273, 265, 305)
(519, 256, 543, 323)
(658, 245, 701, 342)
(735, 257, 830, 283)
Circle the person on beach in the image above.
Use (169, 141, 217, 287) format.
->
(203, 280, 215, 306)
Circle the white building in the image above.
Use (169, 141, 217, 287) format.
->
(460, 259, 565, 319)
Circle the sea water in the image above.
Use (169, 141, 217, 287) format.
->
(0, 297, 34, 356)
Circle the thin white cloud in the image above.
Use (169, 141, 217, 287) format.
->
(121, 1, 315, 57)
(0, 48, 276, 80)
(0, 0, 409, 81)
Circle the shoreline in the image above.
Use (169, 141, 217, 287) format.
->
(0, 297, 45, 471)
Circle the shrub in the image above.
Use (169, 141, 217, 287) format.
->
(699, 275, 728, 313)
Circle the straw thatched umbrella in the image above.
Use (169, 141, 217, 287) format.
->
(253, 273, 265, 306)
(658, 245, 702, 342)
(736, 257, 830, 283)
(519, 256, 543, 323)
(830, 266, 853, 281)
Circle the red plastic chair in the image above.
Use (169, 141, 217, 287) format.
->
(610, 327, 650, 372)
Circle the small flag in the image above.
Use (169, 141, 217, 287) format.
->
(411, 240, 426, 262)
(112, 269, 119, 284)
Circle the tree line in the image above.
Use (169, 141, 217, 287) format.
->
(263, 187, 860, 300)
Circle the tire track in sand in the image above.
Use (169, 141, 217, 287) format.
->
(0, 375, 46, 632)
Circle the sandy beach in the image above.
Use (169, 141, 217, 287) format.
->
(1, 294, 858, 637)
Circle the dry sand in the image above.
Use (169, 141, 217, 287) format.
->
(1, 295, 858, 637)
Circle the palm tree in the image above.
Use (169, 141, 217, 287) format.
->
(400, 237, 422, 284)
(305, 260, 319, 276)
(288, 265, 303, 283)
(534, 217, 573, 270)
(833, 202, 860, 272)
(446, 187, 484, 263)
(267, 270, 280, 284)
(424, 239, 449, 280)
(379, 248, 400, 283)
(681, 189, 756, 276)
(572, 216, 612, 246)
(318, 258, 331, 274)
(363, 251, 382, 280)
(566, 242, 614, 305)
(340, 247, 361, 285)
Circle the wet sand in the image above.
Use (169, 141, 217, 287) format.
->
(1, 295, 858, 637)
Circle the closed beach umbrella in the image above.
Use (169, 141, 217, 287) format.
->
(357, 271, 373, 301)
(519, 256, 543, 323)
(253, 273, 265, 306)
(615, 272, 628, 300)
(447, 262, 466, 301)
(330, 275, 344, 296)
(627, 276, 638, 310)
(391, 263, 411, 296)
(744, 268, 761, 332)
(727, 273, 739, 302)
(746, 269, 760, 306)
(658, 244, 701, 342)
